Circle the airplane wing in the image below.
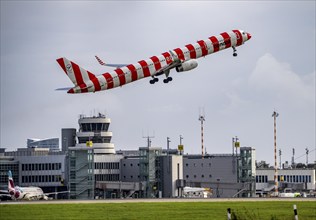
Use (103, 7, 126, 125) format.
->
(0, 191, 11, 199)
(44, 190, 70, 196)
(153, 51, 182, 77)
(95, 56, 127, 68)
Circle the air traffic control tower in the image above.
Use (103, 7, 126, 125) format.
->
(76, 113, 115, 154)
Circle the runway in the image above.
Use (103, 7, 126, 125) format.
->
(1, 197, 315, 205)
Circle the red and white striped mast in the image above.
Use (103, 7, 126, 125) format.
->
(272, 111, 279, 196)
(199, 109, 205, 159)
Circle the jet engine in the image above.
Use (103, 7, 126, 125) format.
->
(176, 59, 198, 72)
(9, 189, 20, 199)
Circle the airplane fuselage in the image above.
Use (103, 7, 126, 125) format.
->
(10, 186, 48, 200)
(57, 30, 251, 93)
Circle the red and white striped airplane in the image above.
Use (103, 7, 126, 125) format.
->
(56, 30, 251, 94)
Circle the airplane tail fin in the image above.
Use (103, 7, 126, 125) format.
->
(8, 170, 15, 190)
(56, 57, 97, 89)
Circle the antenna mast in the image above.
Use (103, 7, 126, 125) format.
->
(142, 132, 155, 148)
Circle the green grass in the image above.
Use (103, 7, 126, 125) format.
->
(0, 201, 315, 220)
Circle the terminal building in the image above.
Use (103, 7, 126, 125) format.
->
(1, 113, 315, 199)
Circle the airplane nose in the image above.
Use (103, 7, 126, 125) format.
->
(247, 33, 252, 40)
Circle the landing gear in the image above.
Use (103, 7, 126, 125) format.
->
(232, 46, 237, 57)
(163, 77, 172, 83)
(149, 77, 159, 84)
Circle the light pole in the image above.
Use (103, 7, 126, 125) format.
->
(272, 111, 279, 196)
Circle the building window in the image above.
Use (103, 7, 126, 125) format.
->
(201, 175, 204, 178)
(186, 175, 189, 179)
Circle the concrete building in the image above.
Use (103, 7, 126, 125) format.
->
(27, 138, 59, 152)
(0, 147, 67, 199)
(2, 112, 313, 200)
(256, 168, 315, 196)
(182, 147, 256, 198)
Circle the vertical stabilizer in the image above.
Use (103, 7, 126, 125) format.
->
(56, 57, 97, 87)
(8, 170, 15, 191)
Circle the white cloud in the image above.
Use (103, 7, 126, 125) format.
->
(249, 53, 315, 105)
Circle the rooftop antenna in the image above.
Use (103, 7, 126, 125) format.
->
(199, 108, 205, 159)
(272, 110, 279, 196)
(142, 131, 155, 148)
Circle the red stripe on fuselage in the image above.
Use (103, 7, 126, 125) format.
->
(162, 52, 173, 64)
(232, 30, 243, 46)
(197, 40, 208, 56)
(127, 64, 138, 81)
(138, 60, 151, 77)
(174, 48, 185, 61)
(88, 71, 101, 91)
(71, 61, 85, 86)
(220, 32, 231, 48)
(209, 36, 219, 52)
(103, 73, 114, 89)
(114, 68, 126, 85)
(150, 56, 162, 71)
(185, 44, 196, 59)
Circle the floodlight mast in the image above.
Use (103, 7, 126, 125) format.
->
(272, 111, 279, 196)
(199, 112, 205, 159)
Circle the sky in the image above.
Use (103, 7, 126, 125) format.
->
(1, 1, 315, 165)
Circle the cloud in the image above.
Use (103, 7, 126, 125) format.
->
(249, 53, 315, 106)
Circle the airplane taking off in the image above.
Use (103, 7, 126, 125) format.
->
(0, 171, 68, 201)
(56, 30, 251, 94)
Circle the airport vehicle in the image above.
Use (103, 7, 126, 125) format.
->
(56, 30, 251, 94)
(183, 186, 212, 198)
(0, 171, 68, 201)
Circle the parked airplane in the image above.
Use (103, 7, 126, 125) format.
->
(0, 171, 68, 201)
(56, 30, 251, 94)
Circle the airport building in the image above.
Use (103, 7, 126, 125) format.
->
(27, 138, 59, 152)
(256, 168, 315, 196)
(1, 113, 315, 200)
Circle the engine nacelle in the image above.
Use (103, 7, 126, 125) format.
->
(176, 59, 198, 72)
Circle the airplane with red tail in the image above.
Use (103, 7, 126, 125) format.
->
(56, 30, 251, 94)
(0, 171, 68, 201)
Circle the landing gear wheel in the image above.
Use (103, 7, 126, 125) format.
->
(150, 79, 155, 84)
(168, 77, 173, 82)
(154, 78, 159, 82)
(163, 79, 169, 83)
(232, 46, 237, 57)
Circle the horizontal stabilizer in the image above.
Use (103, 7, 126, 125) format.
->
(55, 87, 73, 91)
(95, 55, 127, 68)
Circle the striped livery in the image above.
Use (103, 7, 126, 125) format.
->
(57, 30, 251, 94)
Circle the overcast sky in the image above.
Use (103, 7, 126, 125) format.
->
(1, 1, 315, 165)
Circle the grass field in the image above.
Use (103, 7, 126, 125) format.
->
(0, 201, 315, 220)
